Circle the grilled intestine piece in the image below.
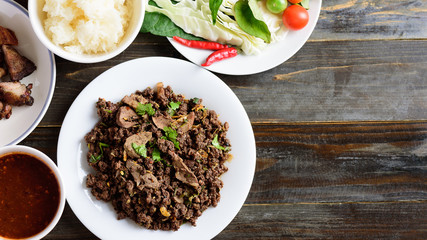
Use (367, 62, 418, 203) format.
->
(0, 47, 5, 78)
(0, 82, 34, 106)
(0, 26, 18, 45)
(0, 68, 6, 78)
(0, 101, 12, 120)
(2, 45, 36, 81)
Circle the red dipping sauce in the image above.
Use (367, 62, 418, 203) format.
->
(0, 152, 60, 239)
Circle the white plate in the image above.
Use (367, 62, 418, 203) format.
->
(0, 0, 56, 146)
(57, 57, 256, 240)
(168, 0, 322, 75)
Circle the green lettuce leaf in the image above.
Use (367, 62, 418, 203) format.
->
(234, 0, 271, 43)
(141, 12, 203, 40)
(209, 0, 223, 25)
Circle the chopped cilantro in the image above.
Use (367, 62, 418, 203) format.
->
(89, 142, 110, 163)
(89, 154, 102, 163)
(163, 127, 180, 149)
(103, 109, 112, 114)
(192, 97, 200, 104)
(152, 147, 162, 162)
(153, 147, 172, 167)
(212, 134, 229, 151)
(132, 143, 147, 157)
(161, 159, 172, 167)
(167, 101, 181, 116)
(99, 142, 110, 148)
(136, 103, 156, 116)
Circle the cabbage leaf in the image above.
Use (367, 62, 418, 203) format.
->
(144, 0, 288, 55)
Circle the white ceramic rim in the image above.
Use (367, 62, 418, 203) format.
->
(2, 0, 56, 147)
(28, 0, 146, 63)
(0, 145, 66, 240)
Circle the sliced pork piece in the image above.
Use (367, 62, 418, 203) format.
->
(0, 68, 6, 79)
(0, 101, 12, 120)
(0, 47, 4, 65)
(152, 114, 172, 130)
(156, 82, 168, 107)
(0, 48, 6, 78)
(126, 160, 160, 190)
(177, 112, 195, 134)
(116, 106, 139, 128)
(122, 93, 147, 110)
(124, 132, 152, 159)
(0, 26, 18, 45)
(168, 151, 199, 188)
(0, 82, 33, 106)
(2, 45, 36, 81)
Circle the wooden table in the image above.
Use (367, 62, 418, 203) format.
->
(16, 0, 427, 239)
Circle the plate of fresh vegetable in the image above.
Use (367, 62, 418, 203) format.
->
(141, 0, 321, 75)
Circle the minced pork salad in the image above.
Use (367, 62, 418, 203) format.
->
(84, 82, 231, 230)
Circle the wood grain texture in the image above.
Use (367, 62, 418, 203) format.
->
(39, 38, 427, 125)
(314, 0, 427, 41)
(250, 122, 427, 203)
(220, 40, 427, 122)
(215, 201, 427, 239)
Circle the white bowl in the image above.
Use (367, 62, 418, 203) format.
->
(28, 0, 145, 63)
(0, 145, 66, 240)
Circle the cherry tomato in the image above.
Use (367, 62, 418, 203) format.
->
(266, 0, 287, 14)
(288, 0, 302, 3)
(282, 4, 309, 30)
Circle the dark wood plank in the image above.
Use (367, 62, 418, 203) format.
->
(45, 201, 427, 239)
(220, 40, 427, 122)
(314, 0, 427, 40)
(20, 127, 59, 161)
(39, 38, 427, 125)
(46, 204, 98, 240)
(249, 122, 427, 203)
(215, 201, 427, 239)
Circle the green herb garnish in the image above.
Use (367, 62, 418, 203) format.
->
(167, 101, 181, 116)
(89, 142, 110, 163)
(99, 142, 110, 149)
(212, 134, 229, 151)
(153, 147, 172, 167)
(152, 147, 162, 162)
(89, 154, 102, 163)
(163, 126, 180, 149)
(192, 97, 200, 104)
(132, 143, 147, 157)
(136, 103, 156, 116)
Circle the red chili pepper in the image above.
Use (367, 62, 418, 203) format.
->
(173, 36, 228, 50)
(201, 47, 238, 67)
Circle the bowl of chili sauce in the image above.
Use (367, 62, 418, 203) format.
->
(0, 145, 65, 240)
